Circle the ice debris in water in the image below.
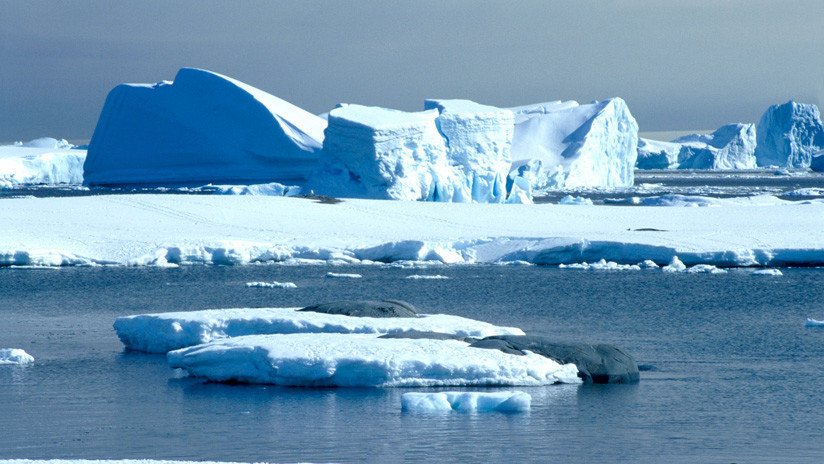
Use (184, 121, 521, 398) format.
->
(559, 259, 640, 271)
(401, 391, 531, 413)
(686, 264, 728, 274)
(0, 348, 34, 365)
(245, 281, 297, 289)
(752, 269, 783, 276)
(326, 272, 362, 279)
(405, 274, 450, 280)
(662, 256, 687, 273)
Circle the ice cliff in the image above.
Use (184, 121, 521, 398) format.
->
(508, 98, 639, 191)
(755, 101, 824, 168)
(83, 68, 326, 187)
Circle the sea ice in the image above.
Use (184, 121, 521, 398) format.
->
(167, 333, 581, 387)
(685, 264, 727, 274)
(508, 98, 638, 191)
(245, 281, 297, 288)
(752, 269, 783, 276)
(405, 274, 450, 280)
(755, 101, 824, 168)
(326, 272, 362, 278)
(0, 348, 34, 365)
(558, 195, 594, 205)
(559, 259, 641, 271)
(401, 391, 531, 413)
(83, 68, 325, 187)
(114, 307, 525, 353)
(424, 99, 513, 203)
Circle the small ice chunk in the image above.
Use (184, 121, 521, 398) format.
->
(686, 264, 728, 274)
(638, 260, 660, 269)
(326, 272, 362, 279)
(752, 269, 783, 276)
(406, 274, 450, 280)
(558, 195, 593, 205)
(559, 259, 640, 271)
(401, 391, 531, 413)
(662, 256, 687, 273)
(0, 348, 34, 365)
(245, 281, 297, 289)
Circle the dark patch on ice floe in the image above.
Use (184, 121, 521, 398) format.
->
(298, 299, 418, 318)
(631, 228, 668, 232)
(298, 193, 343, 204)
(378, 330, 478, 343)
(470, 335, 640, 384)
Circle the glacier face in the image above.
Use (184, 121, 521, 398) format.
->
(424, 99, 513, 203)
(83, 67, 326, 187)
(311, 104, 456, 201)
(508, 98, 639, 191)
(755, 101, 824, 168)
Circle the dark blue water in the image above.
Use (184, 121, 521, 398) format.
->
(2, 265, 824, 463)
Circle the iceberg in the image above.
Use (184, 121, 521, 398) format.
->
(424, 99, 513, 203)
(83, 67, 325, 187)
(0, 348, 34, 365)
(167, 333, 581, 387)
(755, 101, 824, 168)
(636, 138, 681, 169)
(113, 307, 525, 353)
(401, 391, 531, 413)
(673, 123, 757, 169)
(0, 141, 86, 187)
(311, 104, 457, 201)
(508, 98, 638, 191)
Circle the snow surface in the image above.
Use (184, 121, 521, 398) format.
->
(508, 98, 638, 191)
(3, 194, 824, 268)
(424, 99, 513, 203)
(114, 307, 525, 353)
(401, 391, 531, 413)
(84, 68, 325, 187)
(0, 143, 86, 187)
(0, 348, 34, 365)
(755, 101, 824, 168)
(603, 194, 821, 208)
(167, 333, 581, 387)
(244, 281, 297, 288)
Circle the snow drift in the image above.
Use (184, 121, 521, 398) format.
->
(508, 98, 638, 191)
(83, 67, 325, 187)
(755, 101, 824, 168)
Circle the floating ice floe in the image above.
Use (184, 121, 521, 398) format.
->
(0, 140, 86, 187)
(167, 333, 580, 387)
(326, 272, 362, 279)
(406, 274, 450, 280)
(401, 391, 531, 413)
(508, 98, 638, 192)
(245, 281, 297, 289)
(662, 256, 687, 272)
(752, 269, 783, 276)
(84, 68, 325, 187)
(685, 264, 727, 274)
(0, 348, 34, 365)
(559, 259, 641, 271)
(755, 101, 824, 168)
(114, 307, 524, 353)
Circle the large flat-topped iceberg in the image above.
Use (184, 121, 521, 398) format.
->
(167, 333, 581, 387)
(114, 307, 524, 353)
(755, 101, 824, 168)
(84, 67, 325, 187)
(424, 99, 513, 203)
(673, 123, 757, 169)
(0, 141, 86, 187)
(509, 98, 638, 191)
(312, 104, 457, 201)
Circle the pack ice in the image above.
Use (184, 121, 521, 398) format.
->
(637, 123, 757, 170)
(114, 307, 524, 353)
(166, 333, 580, 387)
(755, 101, 824, 168)
(508, 98, 639, 191)
(0, 138, 85, 187)
(83, 68, 326, 187)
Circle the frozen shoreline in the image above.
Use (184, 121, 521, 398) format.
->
(1, 194, 823, 268)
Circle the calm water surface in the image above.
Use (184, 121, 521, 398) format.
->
(1, 265, 823, 463)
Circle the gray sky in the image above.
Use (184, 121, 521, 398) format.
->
(1, 0, 823, 141)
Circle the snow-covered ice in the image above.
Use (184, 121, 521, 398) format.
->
(326, 272, 362, 279)
(401, 391, 531, 413)
(167, 333, 581, 387)
(83, 68, 325, 187)
(508, 98, 638, 191)
(0, 141, 86, 187)
(558, 195, 593, 205)
(559, 259, 641, 271)
(0, 348, 34, 365)
(755, 101, 824, 168)
(424, 99, 513, 203)
(685, 264, 727, 274)
(245, 281, 297, 289)
(114, 307, 525, 353)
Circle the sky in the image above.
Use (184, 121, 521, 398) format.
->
(1, 0, 823, 141)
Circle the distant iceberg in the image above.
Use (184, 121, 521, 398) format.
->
(636, 138, 681, 169)
(0, 139, 86, 187)
(755, 101, 824, 168)
(83, 67, 325, 187)
(508, 98, 638, 191)
(637, 123, 756, 170)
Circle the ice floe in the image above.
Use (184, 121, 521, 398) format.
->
(326, 272, 362, 279)
(401, 391, 531, 413)
(405, 274, 450, 280)
(167, 333, 580, 387)
(0, 348, 34, 365)
(559, 259, 641, 271)
(752, 269, 783, 276)
(245, 281, 297, 289)
(114, 307, 524, 353)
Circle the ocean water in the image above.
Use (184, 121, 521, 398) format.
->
(1, 264, 824, 463)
